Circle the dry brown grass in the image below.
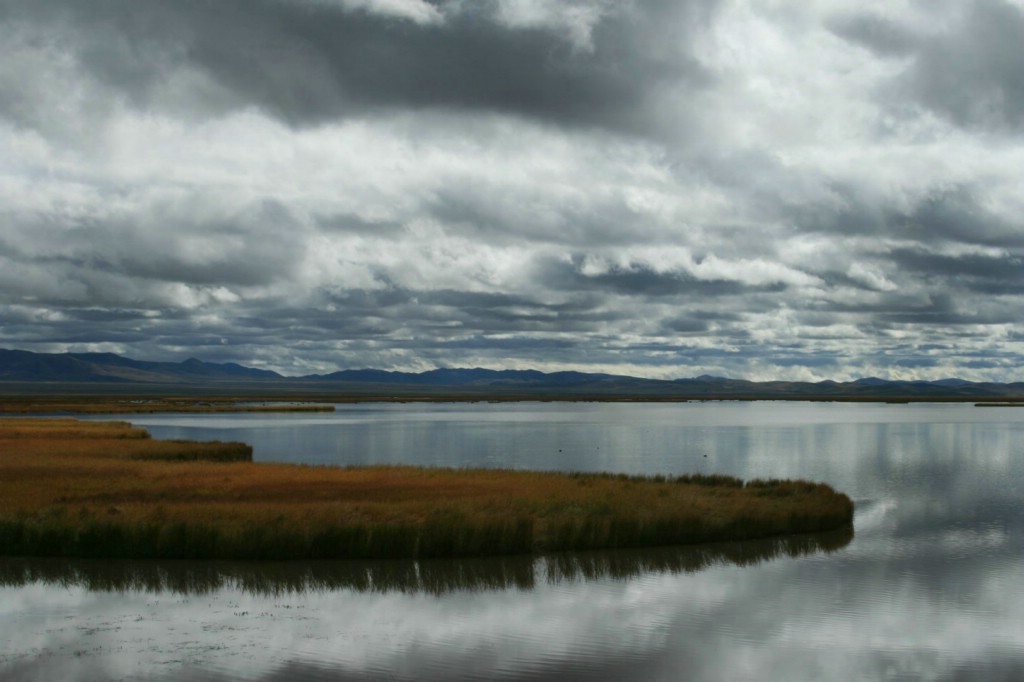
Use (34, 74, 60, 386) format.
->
(0, 418, 854, 560)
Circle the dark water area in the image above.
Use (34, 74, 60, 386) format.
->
(3, 402, 1023, 680)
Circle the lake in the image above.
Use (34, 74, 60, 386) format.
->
(2, 401, 1022, 681)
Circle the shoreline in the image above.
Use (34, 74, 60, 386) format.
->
(2, 390, 1022, 412)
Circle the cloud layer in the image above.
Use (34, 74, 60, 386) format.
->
(2, 0, 1023, 379)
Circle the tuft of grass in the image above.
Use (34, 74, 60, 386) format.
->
(0, 418, 854, 560)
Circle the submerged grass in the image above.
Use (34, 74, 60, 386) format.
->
(0, 418, 854, 560)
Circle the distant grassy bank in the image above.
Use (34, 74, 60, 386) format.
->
(0, 419, 854, 560)
(0, 396, 334, 414)
(1, 390, 1012, 410)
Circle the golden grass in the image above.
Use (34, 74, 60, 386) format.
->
(0, 418, 854, 560)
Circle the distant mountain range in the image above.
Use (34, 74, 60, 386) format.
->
(2, 348, 1023, 401)
(0, 349, 280, 384)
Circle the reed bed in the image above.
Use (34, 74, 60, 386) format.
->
(0, 418, 854, 560)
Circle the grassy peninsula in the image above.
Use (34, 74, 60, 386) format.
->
(0, 418, 854, 560)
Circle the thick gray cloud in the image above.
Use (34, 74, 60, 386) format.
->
(0, 0, 716, 135)
(834, 1, 1024, 132)
(1, 0, 1023, 380)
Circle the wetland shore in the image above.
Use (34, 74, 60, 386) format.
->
(0, 418, 854, 561)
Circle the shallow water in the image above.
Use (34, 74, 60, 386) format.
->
(3, 402, 1022, 680)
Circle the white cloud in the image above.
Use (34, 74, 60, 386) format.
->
(491, 0, 618, 50)
(846, 262, 898, 292)
(313, 0, 444, 24)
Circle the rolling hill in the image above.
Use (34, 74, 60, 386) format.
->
(1, 348, 1022, 401)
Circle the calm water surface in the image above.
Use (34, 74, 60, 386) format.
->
(2, 402, 1022, 681)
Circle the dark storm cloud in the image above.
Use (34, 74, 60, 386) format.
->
(888, 248, 1024, 292)
(962, 358, 1007, 370)
(426, 188, 648, 246)
(900, 188, 1024, 248)
(789, 183, 1024, 251)
(834, 1, 1024, 132)
(328, 287, 544, 315)
(417, 295, 616, 332)
(788, 185, 896, 238)
(662, 317, 711, 334)
(768, 354, 842, 369)
(0, 0, 717, 136)
(874, 293, 976, 326)
(214, 288, 624, 359)
(236, 309, 395, 338)
(426, 335, 578, 352)
(314, 213, 405, 237)
(60, 308, 154, 323)
(37, 329, 154, 345)
(829, 13, 917, 58)
(890, 356, 940, 369)
(809, 291, 1015, 328)
(317, 287, 624, 334)
(2, 199, 306, 300)
(908, 1, 1024, 132)
(536, 256, 787, 298)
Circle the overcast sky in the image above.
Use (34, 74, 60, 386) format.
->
(2, 0, 1023, 380)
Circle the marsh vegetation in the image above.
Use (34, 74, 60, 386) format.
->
(0, 418, 853, 560)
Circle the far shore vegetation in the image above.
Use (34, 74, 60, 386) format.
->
(2, 391, 1017, 411)
(0, 396, 334, 414)
(0, 418, 854, 561)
